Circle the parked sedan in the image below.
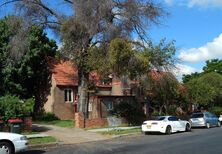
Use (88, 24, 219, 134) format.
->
(219, 115, 222, 124)
(189, 112, 221, 128)
(0, 132, 28, 154)
(141, 116, 191, 135)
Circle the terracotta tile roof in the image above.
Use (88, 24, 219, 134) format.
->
(48, 57, 78, 86)
(148, 70, 175, 81)
(48, 57, 112, 87)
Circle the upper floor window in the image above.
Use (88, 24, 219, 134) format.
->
(64, 88, 73, 103)
(88, 101, 93, 112)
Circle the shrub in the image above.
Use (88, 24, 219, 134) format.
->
(112, 100, 145, 125)
(0, 95, 34, 121)
(209, 106, 222, 116)
(35, 112, 59, 121)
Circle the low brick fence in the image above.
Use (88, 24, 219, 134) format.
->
(75, 112, 108, 128)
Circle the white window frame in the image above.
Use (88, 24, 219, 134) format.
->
(64, 88, 74, 103)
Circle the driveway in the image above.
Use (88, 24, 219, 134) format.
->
(22, 127, 222, 154)
(32, 124, 111, 144)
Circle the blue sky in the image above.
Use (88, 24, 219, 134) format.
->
(0, 0, 222, 79)
(150, 0, 222, 79)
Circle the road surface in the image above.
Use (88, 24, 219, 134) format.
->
(21, 127, 222, 154)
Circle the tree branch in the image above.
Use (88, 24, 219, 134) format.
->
(63, 0, 73, 4)
(0, 0, 22, 8)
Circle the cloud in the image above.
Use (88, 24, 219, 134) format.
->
(172, 64, 200, 77)
(164, 0, 174, 5)
(178, 33, 222, 62)
(171, 63, 199, 81)
(164, 0, 222, 8)
(187, 0, 222, 8)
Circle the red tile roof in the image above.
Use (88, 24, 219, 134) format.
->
(148, 70, 175, 81)
(48, 57, 112, 87)
(48, 58, 78, 86)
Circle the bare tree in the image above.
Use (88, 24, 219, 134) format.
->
(1, 0, 167, 115)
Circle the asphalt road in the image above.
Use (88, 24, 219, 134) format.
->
(21, 127, 222, 154)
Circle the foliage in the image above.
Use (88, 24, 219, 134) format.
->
(141, 71, 180, 115)
(209, 106, 222, 116)
(182, 72, 201, 84)
(35, 112, 59, 121)
(0, 16, 57, 115)
(35, 120, 75, 128)
(0, 95, 34, 121)
(1, 0, 169, 113)
(203, 59, 222, 74)
(112, 100, 145, 125)
(186, 72, 222, 106)
(108, 38, 134, 77)
(28, 136, 57, 145)
(182, 59, 222, 84)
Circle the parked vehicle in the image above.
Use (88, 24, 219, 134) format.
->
(141, 116, 191, 135)
(219, 115, 222, 124)
(0, 132, 28, 154)
(189, 112, 221, 128)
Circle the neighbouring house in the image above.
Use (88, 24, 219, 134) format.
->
(44, 58, 142, 121)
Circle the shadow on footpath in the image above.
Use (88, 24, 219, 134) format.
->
(32, 124, 51, 133)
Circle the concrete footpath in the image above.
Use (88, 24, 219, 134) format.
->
(31, 124, 111, 144)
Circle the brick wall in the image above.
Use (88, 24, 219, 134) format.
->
(85, 118, 108, 128)
(75, 112, 85, 128)
(23, 117, 32, 132)
(53, 86, 77, 120)
(75, 112, 108, 128)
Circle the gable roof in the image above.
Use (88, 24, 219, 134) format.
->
(48, 57, 112, 87)
(148, 70, 176, 81)
(48, 57, 78, 86)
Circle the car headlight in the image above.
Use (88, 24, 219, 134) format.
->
(20, 136, 28, 140)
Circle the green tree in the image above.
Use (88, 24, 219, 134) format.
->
(1, 0, 175, 117)
(142, 71, 179, 115)
(186, 72, 222, 106)
(0, 16, 57, 115)
(203, 59, 222, 74)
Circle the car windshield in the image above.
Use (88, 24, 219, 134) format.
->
(191, 113, 203, 118)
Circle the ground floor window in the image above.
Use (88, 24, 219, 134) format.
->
(104, 100, 113, 111)
(64, 88, 73, 103)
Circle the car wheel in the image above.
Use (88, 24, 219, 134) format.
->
(165, 126, 172, 135)
(217, 121, 221, 127)
(206, 122, 210, 129)
(0, 141, 14, 154)
(186, 123, 191, 132)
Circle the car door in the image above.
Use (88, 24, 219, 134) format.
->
(168, 116, 180, 132)
(211, 113, 218, 126)
(205, 112, 213, 126)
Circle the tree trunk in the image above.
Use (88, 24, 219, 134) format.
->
(78, 72, 88, 115)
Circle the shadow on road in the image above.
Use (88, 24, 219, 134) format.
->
(20, 150, 46, 154)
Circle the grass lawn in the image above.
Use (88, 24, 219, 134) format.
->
(34, 120, 75, 128)
(100, 128, 141, 135)
(29, 136, 57, 145)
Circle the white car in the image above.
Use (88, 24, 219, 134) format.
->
(0, 132, 28, 154)
(219, 115, 222, 124)
(141, 116, 191, 135)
